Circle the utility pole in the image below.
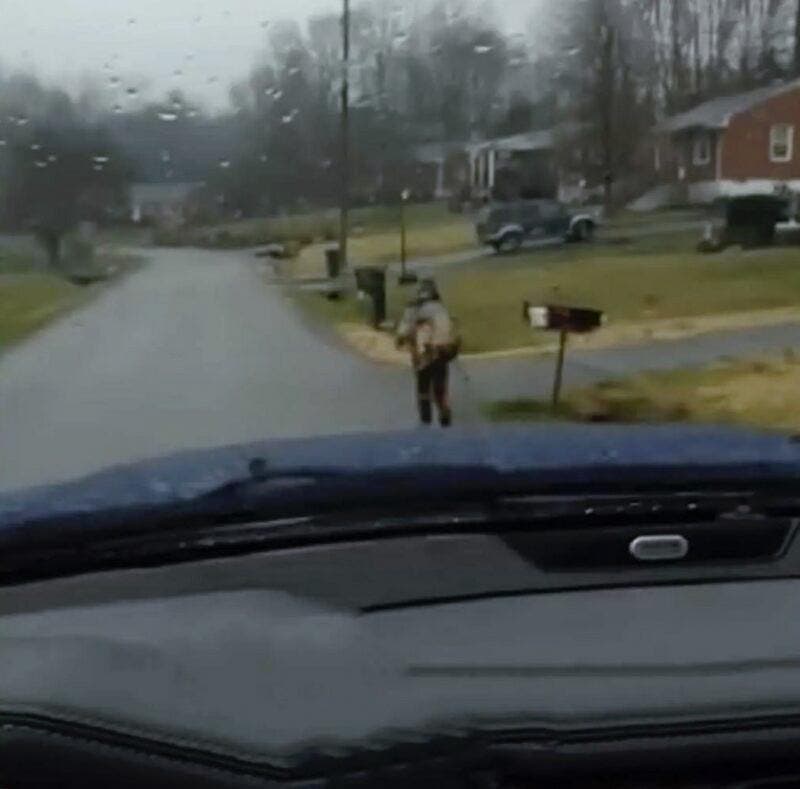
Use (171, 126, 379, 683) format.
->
(339, 0, 351, 272)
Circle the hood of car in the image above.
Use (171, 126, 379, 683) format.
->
(2, 424, 800, 534)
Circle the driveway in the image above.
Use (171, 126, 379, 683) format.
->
(460, 322, 800, 405)
(0, 249, 413, 492)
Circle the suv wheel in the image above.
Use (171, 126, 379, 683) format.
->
(495, 232, 523, 254)
(573, 220, 595, 242)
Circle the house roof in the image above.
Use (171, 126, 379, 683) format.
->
(489, 129, 555, 152)
(466, 129, 555, 155)
(130, 182, 204, 204)
(659, 79, 800, 133)
(413, 125, 570, 163)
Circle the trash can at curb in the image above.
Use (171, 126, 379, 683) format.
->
(354, 266, 386, 328)
(325, 247, 340, 279)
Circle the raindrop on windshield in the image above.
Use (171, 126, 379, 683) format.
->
(272, 89, 284, 100)
(0, 140, 6, 147)
(288, 67, 301, 76)
(93, 155, 110, 164)
(281, 111, 298, 124)
(127, 17, 136, 25)
(207, 76, 218, 84)
(173, 69, 183, 78)
(109, 76, 121, 86)
(259, 154, 268, 163)
(219, 159, 231, 169)
(158, 112, 178, 122)
(473, 44, 493, 54)
(34, 160, 47, 169)
(113, 104, 124, 114)
(93, 164, 104, 172)
(47, 154, 57, 162)
(186, 109, 198, 118)
(161, 150, 171, 162)
(16, 116, 29, 126)
(30, 143, 42, 151)
(260, 20, 269, 28)
(126, 87, 139, 98)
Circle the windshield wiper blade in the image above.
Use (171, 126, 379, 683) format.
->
(197, 457, 347, 501)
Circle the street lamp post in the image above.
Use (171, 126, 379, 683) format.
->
(338, 0, 350, 273)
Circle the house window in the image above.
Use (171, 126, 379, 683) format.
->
(770, 124, 794, 163)
(692, 133, 711, 166)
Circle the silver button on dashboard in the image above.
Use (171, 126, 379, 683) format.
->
(629, 534, 689, 562)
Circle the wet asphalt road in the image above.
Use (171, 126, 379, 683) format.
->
(3, 245, 800, 493)
(0, 249, 415, 493)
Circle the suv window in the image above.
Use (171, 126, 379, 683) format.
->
(490, 206, 514, 225)
(519, 202, 541, 223)
(539, 201, 565, 220)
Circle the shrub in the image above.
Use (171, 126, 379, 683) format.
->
(63, 233, 95, 265)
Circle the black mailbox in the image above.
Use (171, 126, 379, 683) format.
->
(523, 303, 604, 334)
(355, 266, 387, 328)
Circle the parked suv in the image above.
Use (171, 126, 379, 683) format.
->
(476, 199, 597, 253)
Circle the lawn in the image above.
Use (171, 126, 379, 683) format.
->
(162, 201, 476, 263)
(0, 236, 142, 350)
(437, 241, 800, 353)
(294, 231, 800, 355)
(0, 273, 85, 349)
(484, 353, 800, 433)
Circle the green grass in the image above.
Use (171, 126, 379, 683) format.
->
(484, 352, 800, 432)
(437, 241, 800, 353)
(161, 201, 475, 261)
(0, 239, 140, 349)
(607, 207, 708, 229)
(0, 249, 40, 274)
(0, 273, 85, 348)
(291, 229, 800, 355)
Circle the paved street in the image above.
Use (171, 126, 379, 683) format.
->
(3, 245, 800, 493)
(0, 249, 412, 492)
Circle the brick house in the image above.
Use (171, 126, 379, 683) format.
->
(655, 79, 800, 204)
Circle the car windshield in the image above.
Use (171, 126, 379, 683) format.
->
(2, 0, 800, 494)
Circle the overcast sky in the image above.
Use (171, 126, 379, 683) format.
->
(0, 0, 541, 112)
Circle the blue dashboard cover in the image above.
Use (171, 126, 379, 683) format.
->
(2, 425, 800, 531)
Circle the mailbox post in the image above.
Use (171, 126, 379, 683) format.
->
(552, 329, 568, 408)
(523, 303, 605, 410)
(398, 188, 417, 285)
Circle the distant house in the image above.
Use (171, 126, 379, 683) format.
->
(655, 79, 800, 204)
(129, 182, 205, 225)
(414, 130, 561, 205)
(467, 130, 559, 201)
